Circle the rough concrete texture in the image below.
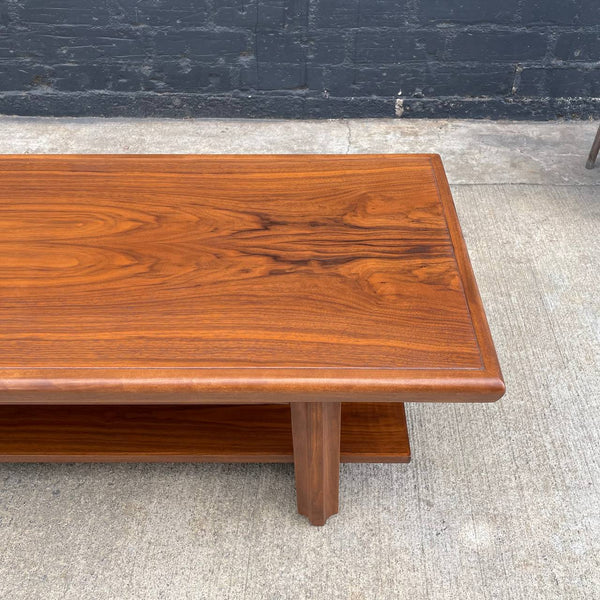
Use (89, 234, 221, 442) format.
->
(0, 118, 598, 599)
(1, 117, 599, 185)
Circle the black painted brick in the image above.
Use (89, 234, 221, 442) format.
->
(153, 30, 251, 61)
(306, 65, 355, 95)
(0, 3, 10, 27)
(256, 32, 306, 62)
(451, 32, 548, 61)
(116, 0, 210, 27)
(418, 0, 520, 24)
(354, 64, 517, 97)
(0, 64, 53, 91)
(147, 62, 236, 93)
(258, 0, 308, 30)
(257, 62, 306, 89)
(521, 0, 600, 25)
(18, 1, 113, 26)
(355, 30, 446, 64)
(308, 32, 349, 65)
(212, 2, 258, 28)
(519, 66, 600, 97)
(1, 91, 599, 119)
(312, 0, 358, 28)
(555, 33, 600, 61)
(15, 27, 149, 62)
(357, 0, 412, 28)
(0, 0, 599, 119)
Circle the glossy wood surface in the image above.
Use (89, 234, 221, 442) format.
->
(291, 402, 341, 525)
(0, 402, 410, 463)
(0, 154, 504, 403)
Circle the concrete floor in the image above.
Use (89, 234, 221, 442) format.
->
(0, 118, 598, 599)
(1, 117, 598, 186)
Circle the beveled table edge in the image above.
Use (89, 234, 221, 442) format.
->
(0, 154, 505, 403)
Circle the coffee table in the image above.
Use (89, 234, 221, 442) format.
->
(0, 154, 504, 525)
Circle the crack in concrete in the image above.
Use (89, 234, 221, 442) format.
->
(344, 119, 352, 154)
(0, 117, 598, 185)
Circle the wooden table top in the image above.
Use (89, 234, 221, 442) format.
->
(0, 154, 503, 404)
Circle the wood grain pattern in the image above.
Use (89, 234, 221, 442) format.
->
(0, 402, 410, 463)
(0, 154, 504, 403)
(291, 402, 341, 525)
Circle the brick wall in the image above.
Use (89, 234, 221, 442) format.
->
(0, 0, 599, 119)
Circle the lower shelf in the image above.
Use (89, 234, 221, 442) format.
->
(0, 402, 410, 463)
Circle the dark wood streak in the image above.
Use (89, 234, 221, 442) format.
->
(0, 154, 504, 402)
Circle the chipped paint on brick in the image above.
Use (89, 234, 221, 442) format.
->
(395, 98, 405, 117)
(0, 0, 598, 119)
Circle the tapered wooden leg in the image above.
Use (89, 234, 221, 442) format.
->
(586, 124, 600, 169)
(290, 402, 341, 526)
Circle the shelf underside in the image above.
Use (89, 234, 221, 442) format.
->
(0, 403, 410, 463)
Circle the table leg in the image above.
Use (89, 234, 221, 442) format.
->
(290, 402, 341, 525)
(586, 124, 600, 169)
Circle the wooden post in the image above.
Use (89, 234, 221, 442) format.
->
(586, 124, 600, 169)
(290, 402, 341, 526)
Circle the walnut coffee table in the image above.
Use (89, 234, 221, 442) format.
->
(0, 155, 504, 525)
